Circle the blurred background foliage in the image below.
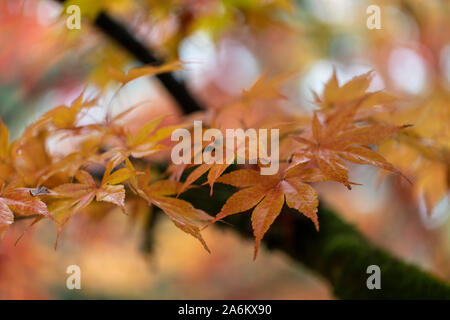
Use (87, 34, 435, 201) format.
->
(0, 0, 449, 299)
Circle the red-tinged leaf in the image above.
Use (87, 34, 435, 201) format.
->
(210, 167, 320, 259)
(152, 196, 212, 252)
(290, 89, 409, 188)
(216, 169, 263, 187)
(332, 124, 410, 147)
(59, 192, 96, 226)
(251, 186, 284, 259)
(281, 178, 319, 230)
(151, 196, 212, 222)
(1, 188, 50, 218)
(172, 219, 210, 253)
(52, 183, 94, 198)
(54, 191, 96, 248)
(37, 148, 98, 185)
(322, 100, 362, 138)
(206, 163, 231, 195)
(314, 148, 351, 188)
(285, 165, 328, 183)
(311, 112, 323, 142)
(291, 135, 315, 147)
(138, 178, 212, 252)
(0, 200, 13, 239)
(50, 169, 128, 239)
(214, 186, 268, 221)
(96, 184, 126, 214)
(338, 145, 408, 181)
(146, 180, 181, 197)
(178, 164, 213, 196)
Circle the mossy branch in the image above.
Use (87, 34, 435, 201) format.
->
(180, 184, 450, 299)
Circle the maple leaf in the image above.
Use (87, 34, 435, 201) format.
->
(102, 116, 180, 163)
(10, 133, 51, 186)
(213, 72, 294, 130)
(176, 147, 256, 197)
(135, 173, 212, 252)
(42, 90, 98, 130)
(177, 161, 233, 197)
(36, 135, 101, 186)
(241, 72, 293, 102)
(51, 169, 129, 244)
(176, 128, 271, 196)
(209, 167, 324, 259)
(313, 69, 396, 112)
(0, 183, 50, 239)
(291, 102, 410, 189)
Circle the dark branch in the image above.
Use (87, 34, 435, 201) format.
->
(180, 184, 450, 299)
(57, 0, 203, 114)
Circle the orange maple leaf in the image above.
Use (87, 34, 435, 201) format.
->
(135, 173, 213, 252)
(313, 69, 396, 112)
(50, 169, 129, 245)
(291, 102, 410, 188)
(209, 167, 325, 259)
(42, 90, 98, 130)
(0, 183, 50, 239)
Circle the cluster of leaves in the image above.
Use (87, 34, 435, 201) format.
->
(178, 70, 411, 258)
(0, 64, 412, 258)
(59, 0, 450, 216)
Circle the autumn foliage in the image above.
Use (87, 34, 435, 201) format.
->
(0, 62, 424, 260)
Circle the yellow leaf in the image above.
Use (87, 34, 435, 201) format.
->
(108, 61, 183, 85)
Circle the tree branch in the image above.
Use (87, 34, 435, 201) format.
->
(180, 184, 450, 299)
(56, 0, 203, 114)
